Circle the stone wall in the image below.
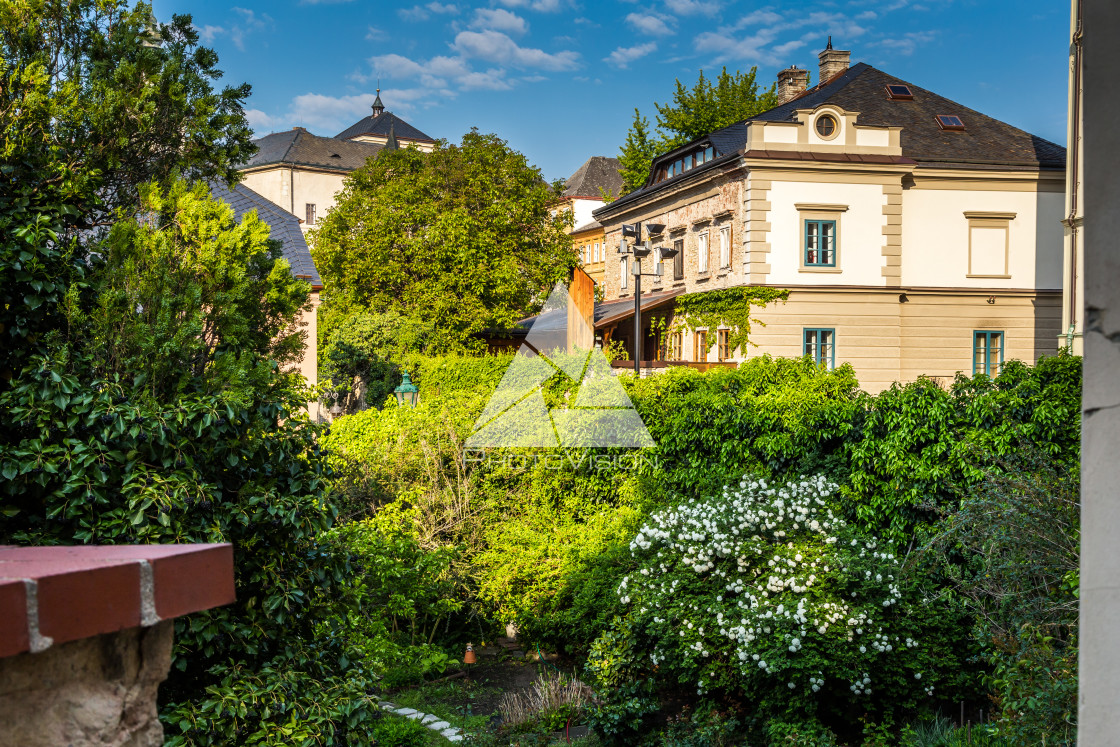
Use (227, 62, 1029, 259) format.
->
(0, 621, 173, 747)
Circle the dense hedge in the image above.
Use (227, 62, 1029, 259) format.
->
(324, 350, 1081, 745)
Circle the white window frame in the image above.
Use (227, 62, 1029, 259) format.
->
(620, 257, 628, 289)
(698, 231, 709, 274)
(719, 226, 731, 269)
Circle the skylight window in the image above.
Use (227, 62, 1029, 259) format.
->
(936, 115, 966, 131)
(886, 84, 914, 100)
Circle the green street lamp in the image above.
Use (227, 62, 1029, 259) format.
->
(393, 371, 419, 408)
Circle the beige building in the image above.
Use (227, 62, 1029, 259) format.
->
(594, 43, 1066, 393)
(239, 91, 435, 236)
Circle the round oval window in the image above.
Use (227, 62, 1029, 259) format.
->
(815, 114, 838, 138)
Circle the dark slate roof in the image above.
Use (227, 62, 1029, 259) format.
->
(572, 219, 602, 234)
(602, 62, 1066, 216)
(335, 111, 435, 143)
(245, 128, 382, 173)
(751, 63, 1066, 168)
(563, 156, 624, 198)
(209, 181, 322, 288)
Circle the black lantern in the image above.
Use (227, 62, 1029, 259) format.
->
(393, 371, 419, 408)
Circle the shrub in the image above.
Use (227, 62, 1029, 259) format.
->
(371, 715, 431, 747)
(587, 475, 978, 737)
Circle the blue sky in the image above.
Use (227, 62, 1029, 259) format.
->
(153, 0, 1070, 182)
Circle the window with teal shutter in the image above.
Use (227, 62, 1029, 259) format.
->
(804, 219, 837, 266)
(804, 328, 835, 369)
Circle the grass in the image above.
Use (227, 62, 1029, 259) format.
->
(391, 678, 498, 734)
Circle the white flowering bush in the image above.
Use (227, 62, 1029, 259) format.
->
(587, 474, 975, 737)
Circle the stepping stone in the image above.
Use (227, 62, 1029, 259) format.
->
(428, 721, 451, 730)
(421, 714, 439, 724)
(446, 736, 463, 743)
(378, 701, 397, 710)
(404, 711, 425, 720)
(394, 708, 418, 717)
(441, 727, 461, 737)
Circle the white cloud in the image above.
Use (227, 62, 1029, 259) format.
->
(244, 109, 283, 132)
(626, 12, 673, 36)
(398, 2, 459, 22)
(458, 69, 514, 90)
(365, 26, 388, 41)
(195, 8, 272, 51)
(453, 30, 579, 71)
(470, 8, 528, 35)
(664, 0, 720, 17)
(731, 8, 783, 29)
(197, 24, 224, 44)
(495, 0, 566, 12)
(874, 30, 935, 55)
(604, 42, 656, 69)
(698, 11, 869, 65)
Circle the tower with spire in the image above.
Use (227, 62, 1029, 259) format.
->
(371, 87, 385, 118)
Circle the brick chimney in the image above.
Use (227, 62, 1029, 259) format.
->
(818, 36, 850, 85)
(777, 65, 810, 105)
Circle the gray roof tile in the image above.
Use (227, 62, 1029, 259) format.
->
(245, 128, 382, 173)
(209, 180, 322, 288)
(563, 156, 624, 198)
(335, 111, 435, 143)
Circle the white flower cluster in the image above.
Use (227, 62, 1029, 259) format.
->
(619, 474, 929, 700)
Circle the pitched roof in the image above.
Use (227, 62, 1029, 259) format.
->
(752, 63, 1066, 168)
(335, 111, 435, 143)
(563, 156, 624, 198)
(609, 62, 1066, 213)
(245, 128, 382, 173)
(209, 180, 322, 289)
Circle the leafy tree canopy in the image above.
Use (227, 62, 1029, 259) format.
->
(0, 0, 255, 381)
(618, 67, 780, 193)
(310, 129, 578, 361)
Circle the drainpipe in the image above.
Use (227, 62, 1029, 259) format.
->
(1066, 0, 1083, 349)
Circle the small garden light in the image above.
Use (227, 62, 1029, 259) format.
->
(463, 642, 477, 665)
(393, 370, 419, 408)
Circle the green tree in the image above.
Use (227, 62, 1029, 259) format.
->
(310, 129, 577, 361)
(1, 2, 381, 742)
(0, 0, 255, 381)
(618, 67, 780, 194)
(618, 108, 659, 194)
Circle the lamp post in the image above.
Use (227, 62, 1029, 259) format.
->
(393, 370, 419, 408)
(618, 222, 676, 376)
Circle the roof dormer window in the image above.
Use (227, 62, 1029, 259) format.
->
(886, 84, 914, 100)
(935, 114, 966, 131)
(654, 144, 717, 184)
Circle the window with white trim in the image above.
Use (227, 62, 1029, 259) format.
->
(719, 226, 730, 268)
(698, 231, 709, 273)
(620, 257, 628, 289)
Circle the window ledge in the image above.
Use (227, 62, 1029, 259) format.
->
(799, 266, 843, 273)
(965, 274, 1012, 279)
